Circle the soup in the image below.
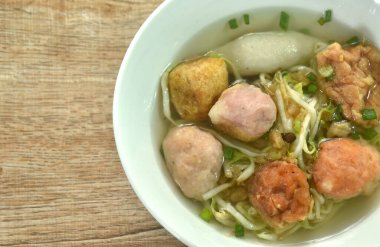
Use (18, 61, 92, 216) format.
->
(158, 8, 380, 242)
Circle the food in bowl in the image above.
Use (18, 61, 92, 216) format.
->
(158, 9, 380, 242)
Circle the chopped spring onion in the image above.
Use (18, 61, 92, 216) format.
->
(350, 131, 360, 140)
(345, 36, 360, 47)
(306, 72, 317, 83)
(223, 146, 235, 160)
(361, 108, 377, 120)
(243, 14, 250, 25)
(325, 71, 335, 81)
(279, 11, 290, 31)
(229, 18, 238, 29)
(331, 105, 343, 122)
(350, 127, 360, 140)
(200, 208, 213, 222)
(318, 64, 334, 78)
(305, 83, 318, 94)
(324, 9, 333, 22)
(361, 128, 378, 140)
(318, 9, 333, 25)
(235, 223, 245, 237)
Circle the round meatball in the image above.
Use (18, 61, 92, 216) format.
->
(208, 83, 277, 142)
(168, 57, 228, 121)
(313, 138, 380, 200)
(246, 160, 310, 228)
(162, 126, 223, 200)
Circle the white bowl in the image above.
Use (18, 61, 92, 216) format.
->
(113, 0, 380, 246)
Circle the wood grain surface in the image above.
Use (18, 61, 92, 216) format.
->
(0, 0, 184, 246)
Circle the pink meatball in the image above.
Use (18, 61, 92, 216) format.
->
(208, 83, 277, 142)
(313, 138, 380, 200)
(162, 126, 223, 200)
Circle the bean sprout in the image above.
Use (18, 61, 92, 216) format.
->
(200, 127, 267, 157)
(275, 89, 293, 132)
(202, 183, 232, 201)
(286, 84, 317, 127)
(292, 99, 317, 156)
(215, 196, 255, 230)
(236, 158, 255, 183)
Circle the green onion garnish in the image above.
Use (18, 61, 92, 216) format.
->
(279, 11, 290, 31)
(332, 105, 343, 122)
(318, 64, 335, 81)
(229, 18, 238, 29)
(305, 83, 318, 94)
(325, 9, 332, 22)
(361, 128, 378, 140)
(318, 64, 334, 77)
(223, 146, 234, 160)
(318, 9, 333, 25)
(199, 208, 213, 222)
(235, 223, 245, 237)
(345, 36, 361, 47)
(306, 72, 317, 83)
(350, 131, 360, 140)
(325, 71, 335, 81)
(361, 108, 377, 120)
(243, 14, 250, 25)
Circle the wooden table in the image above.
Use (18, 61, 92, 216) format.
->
(0, 1, 183, 246)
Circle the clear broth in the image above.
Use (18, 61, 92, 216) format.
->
(151, 7, 380, 245)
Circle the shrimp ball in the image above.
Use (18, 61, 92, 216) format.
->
(313, 138, 380, 200)
(246, 160, 311, 228)
(168, 57, 228, 121)
(208, 83, 277, 142)
(162, 126, 223, 200)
